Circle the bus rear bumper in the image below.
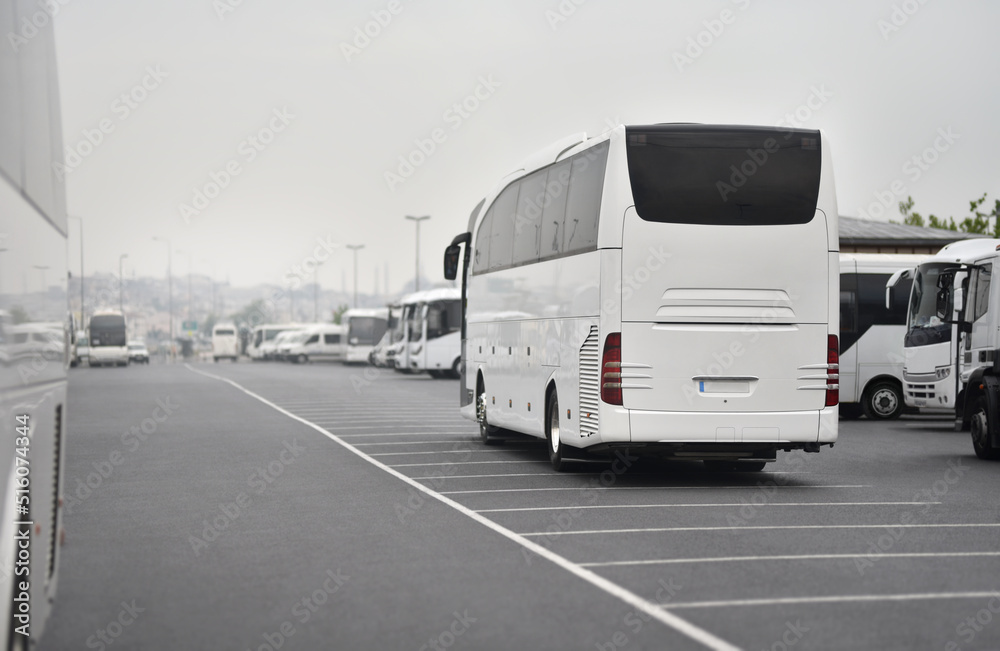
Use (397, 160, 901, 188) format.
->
(619, 407, 836, 446)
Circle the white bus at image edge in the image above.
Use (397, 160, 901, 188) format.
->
(444, 123, 839, 471)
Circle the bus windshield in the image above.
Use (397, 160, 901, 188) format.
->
(90, 315, 126, 347)
(905, 263, 958, 347)
(348, 317, 387, 346)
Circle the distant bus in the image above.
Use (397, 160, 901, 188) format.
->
(248, 324, 302, 360)
(839, 253, 924, 419)
(369, 304, 401, 367)
(0, 0, 68, 644)
(445, 124, 839, 471)
(87, 311, 129, 367)
(342, 308, 389, 364)
(211, 323, 239, 362)
(392, 289, 462, 377)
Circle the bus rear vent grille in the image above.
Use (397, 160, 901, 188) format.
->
(579, 326, 600, 438)
(48, 404, 62, 582)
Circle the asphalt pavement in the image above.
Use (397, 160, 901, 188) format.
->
(39, 360, 1000, 650)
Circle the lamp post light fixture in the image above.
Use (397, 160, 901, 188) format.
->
(404, 215, 430, 292)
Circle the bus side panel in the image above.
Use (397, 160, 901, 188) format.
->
(467, 252, 600, 437)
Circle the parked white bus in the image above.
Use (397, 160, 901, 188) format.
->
(342, 308, 389, 364)
(0, 0, 67, 643)
(405, 289, 462, 378)
(896, 239, 1000, 419)
(88, 310, 129, 367)
(248, 324, 304, 360)
(445, 124, 839, 471)
(839, 253, 925, 419)
(212, 323, 239, 362)
(369, 304, 401, 367)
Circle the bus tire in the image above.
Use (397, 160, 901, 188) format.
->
(296, 354, 307, 364)
(862, 380, 903, 420)
(428, 370, 442, 379)
(970, 395, 1000, 460)
(546, 389, 569, 472)
(477, 381, 502, 446)
(450, 357, 461, 380)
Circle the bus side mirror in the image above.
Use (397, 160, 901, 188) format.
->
(444, 244, 461, 281)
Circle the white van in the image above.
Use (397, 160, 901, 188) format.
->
(212, 323, 240, 362)
(285, 324, 346, 363)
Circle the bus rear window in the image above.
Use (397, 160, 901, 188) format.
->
(626, 126, 822, 226)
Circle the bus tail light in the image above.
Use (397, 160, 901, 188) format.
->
(826, 334, 839, 407)
(601, 333, 622, 405)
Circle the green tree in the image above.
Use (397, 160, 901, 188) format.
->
(895, 194, 998, 234)
(332, 304, 349, 324)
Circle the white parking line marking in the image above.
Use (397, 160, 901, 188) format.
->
(391, 461, 552, 468)
(354, 440, 477, 447)
(188, 365, 741, 651)
(581, 552, 1000, 568)
(520, 523, 1000, 536)
(440, 485, 868, 495)
(476, 501, 939, 513)
(369, 448, 541, 457)
(661, 592, 1000, 609)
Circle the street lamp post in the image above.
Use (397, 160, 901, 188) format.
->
(152, 236, 174, 360)
(118, 254, 128, 313)
(346, 244, 364, 308)
(405, 215, 430, 292)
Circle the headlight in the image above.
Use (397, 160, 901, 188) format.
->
(935, 366, 951, 380)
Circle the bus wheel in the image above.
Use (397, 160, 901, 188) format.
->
(450, 358, 461, 380)
(477, 386, 501, 446)
(862, 381, 903, 420)
(296, 354, 307, 364)
(970, 396, 1000, 460)
(546, 390, 569, 472)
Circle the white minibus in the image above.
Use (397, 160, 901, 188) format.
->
(285, 324, 346, 363)
(212, 323, 240, 362)
(445, 124, 838, 471)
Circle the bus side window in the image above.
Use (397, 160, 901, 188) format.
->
(488, 183, 519, 272)
(564, 142, 609, 254)
(473, 209, 493, 274)
(540, 160, 571, 260)
(840, 290, 857, 334)
(512, 170, 546, 266)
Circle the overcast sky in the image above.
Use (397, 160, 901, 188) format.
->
(52, 0, 1000, 295)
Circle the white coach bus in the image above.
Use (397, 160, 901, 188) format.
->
(0, 0, 67, 645)
(342, 308, 389, 364)
(838, 253, 925, 420)
(445, 124, 839, 471)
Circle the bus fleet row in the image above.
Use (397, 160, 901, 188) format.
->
(245, 290, 463, 376)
